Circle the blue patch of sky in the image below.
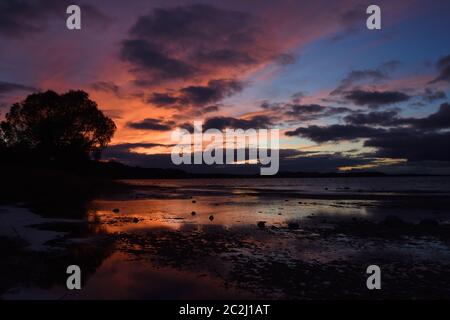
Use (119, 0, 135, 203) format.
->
(229, 2, 450, 121)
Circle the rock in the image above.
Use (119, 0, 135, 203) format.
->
(192, 200, 197, 203)
(112, 208, 120, 213)
(191, 211, 196, 216)
(288, 222, 300, 230)
(419, 219, 439, 228)
(132, 217, 139, 223)
(257, 221, 266, 229)
(209, 215, 214, 221)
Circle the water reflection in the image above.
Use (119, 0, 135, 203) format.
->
(4, 177, 450, 299)
(87, 196, 372, 234)
(66, 252, 254, 300)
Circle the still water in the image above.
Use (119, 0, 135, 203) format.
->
(3, 177, 450, 299)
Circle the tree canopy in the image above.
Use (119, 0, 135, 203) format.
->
(0, 90, 116, 162)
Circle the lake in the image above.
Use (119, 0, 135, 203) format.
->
(2, 177, 450, 299)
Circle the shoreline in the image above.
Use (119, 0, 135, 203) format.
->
(2, 176, 450, 299)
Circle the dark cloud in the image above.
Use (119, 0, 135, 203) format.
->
(287, 103, 450, 163)
(148, 79, 243, 109)
(421, 88, 447, 103)
(0, 0, 110, 38)
(291, 91, 306, 103)
(82, 3, 113, 28)
(344, 110, 400, 126)
(196, 49, 255, 66)
(408, 102, 450, 129)
(331, 70, 387, 95)
(344, 103, 450, 129)
(287, 104, 325, 115)
(343, 89, 410, 107)
(180, 79, 243, 106)
(285, 124, 384, 142)
(201, 105, 220, 114)
(331, 61, 402, 98)
(366, 130, 450, 162)
(147, 93, 179, 107)
(295, 103, 450, 141)
(120, 4, 264, 82)
(0, 0, 61, 37)
(127, 118, 175, 131)
(259, 95, 352, 124)
(129, 4, 254, 44)
(259, 100, 284, 111)
(0, 80, 36, 94)
(340, 4, 367, 27)
(121, 39, 195, 80)
(345, 70, 387, 83)
(90, 81, 120, 95)
(430, 55, 450, 84)
(437, 55, 450, 69)
(331, 3, 369, 41)
(187, 104, 221, 117)
(432, 66, 450, 83)
(285, 104, 351, 120)
(120, 4, 293, 85)
(199, 115, 274, 131)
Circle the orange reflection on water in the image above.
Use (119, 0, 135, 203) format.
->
(87, 195, 371, 234)
(88, 196, 291, 233)
(66, 252, 254, 300)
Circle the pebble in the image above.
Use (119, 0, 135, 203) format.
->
(257, 221, 266, 229)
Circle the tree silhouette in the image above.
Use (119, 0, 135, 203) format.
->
(0, 90, 116, 162)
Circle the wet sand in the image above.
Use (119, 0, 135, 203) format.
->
(2, 177, 450, 299)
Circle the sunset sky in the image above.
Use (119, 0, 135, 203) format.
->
(1, 0, 450, 173)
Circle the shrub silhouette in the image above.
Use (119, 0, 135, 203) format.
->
(0, 90, 116, 162)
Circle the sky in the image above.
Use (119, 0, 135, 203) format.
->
(1, 0, 450, 174)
